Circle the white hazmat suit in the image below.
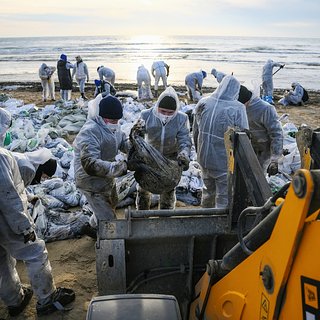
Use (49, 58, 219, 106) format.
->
(193, 75, 249, 208)
(151, 61, 169, 94)
(261, 59, 283, 100)
(97, 66, 115, 85)
(137, 65, 153, 100)
(135, 87, 192, 210)
(246, 94, 283, 172)
(73, 97, 129, 226)
(38, 63, 56, 101)
(278, 82, 305, 106)
(185, 71, 206, 102)
(211, 68, 226, 83)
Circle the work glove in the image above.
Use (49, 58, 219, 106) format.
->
(267, 161, 278, 176)
(23, 229, 36, 244)
(109, 160, 127, 177)
(177, 150, 190, 171)
(130, 120, 146, 138)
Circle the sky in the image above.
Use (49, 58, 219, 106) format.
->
(0, 0, 319, 38)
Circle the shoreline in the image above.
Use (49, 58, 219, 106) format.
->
(1, 81, 320, 95)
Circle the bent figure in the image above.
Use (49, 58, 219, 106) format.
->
(137, 65, 153, 100)
(151, 61, 170, 97)
(39, 63, 56, 101)
(278, 82, 305, 106)
(185, 70, 207, 102)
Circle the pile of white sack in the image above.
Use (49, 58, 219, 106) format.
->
(0, 94, 203, 241)
(1, 94, 303, 241)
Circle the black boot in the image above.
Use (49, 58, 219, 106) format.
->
(36, 287, 75, 316)
(8, 286, 33, 317)
(81, 93, 88, 100)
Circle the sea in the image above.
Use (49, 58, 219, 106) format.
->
(0, 35, 319, 91)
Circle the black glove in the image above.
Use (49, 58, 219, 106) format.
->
(177, 151, 190, 171)
(267, 161, 278, 176)
(130, 120, 145, 138)
(23, 230, 36, 244)
(280, 64, 285, 69)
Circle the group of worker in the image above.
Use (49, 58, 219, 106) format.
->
(1, 56, 301, 317)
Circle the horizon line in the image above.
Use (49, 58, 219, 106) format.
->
(0, 34, 319, 40)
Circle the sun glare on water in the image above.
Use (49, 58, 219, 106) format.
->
(127, 35, 167, 76)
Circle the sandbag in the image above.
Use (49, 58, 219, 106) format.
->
(128, 135, 182, 194)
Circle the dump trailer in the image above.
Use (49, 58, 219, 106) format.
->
(88, 128, 320, 319)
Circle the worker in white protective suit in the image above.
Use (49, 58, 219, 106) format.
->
(38, 63, 56, 102)
(193, 75, 249, 208)
(97, 66, 116, 85)
(185, 70, 207, 102)
(72, 55, 89, 100)
(151, 60, 170, 97)
(13, 148, 57, 187)
(0, 109, 75, 317)
(73, 95, 129, 231)
(278, 82, 305, 106)
(132, 86, 192, 210)
(261, 59, 284, 104)
(211, 68, 226, 84)
(238, 85, 283, 175)
(136, 65, 153, 100)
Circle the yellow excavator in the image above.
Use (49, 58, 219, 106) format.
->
(86, 128, 320, 320)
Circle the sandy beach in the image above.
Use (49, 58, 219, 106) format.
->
(0, 81, 319, 320)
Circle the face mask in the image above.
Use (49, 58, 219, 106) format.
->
(106, 123, 119, 133)
(158, 113, 173, 124)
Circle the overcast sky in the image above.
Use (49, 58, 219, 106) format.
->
(1, 0, 319, 38)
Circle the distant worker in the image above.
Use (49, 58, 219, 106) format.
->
(137, 65, 153, 100)
(185, 70, 207, 102)
(57, 54, 74, 101)
(97, 66, 115, 85)
(151, 60, 170, 97)
(278, 82, 307, 106)
(193, 75, 249, 208)
(0, 108, 75, 317)
(72, 55, 89, 100)
(211, 68, 226, 84)
(94, 79, 116, 98)
(238, 85, 283, 175)
(73, 95, 129, 230)
(261, 59, 284, 104)
(132, 86, 192, 210)
(38, 63, 56, 102)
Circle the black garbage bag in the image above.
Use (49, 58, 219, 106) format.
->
(128, 135, 182, 194)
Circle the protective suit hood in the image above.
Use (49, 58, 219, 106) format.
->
(212, 75, 240, 101)
(153, 86, 180, 120)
